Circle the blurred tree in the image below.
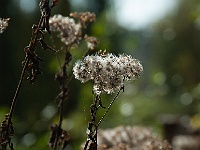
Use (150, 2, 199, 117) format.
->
(151, 0, 200, 115)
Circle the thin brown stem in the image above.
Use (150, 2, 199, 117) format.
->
(53, 95, 64, 150)
(7, 14, 44, 122)
(6, 57, 29, 133)
(53, 84, 64, 150)
(4, 3, 51, 146)
(53, 48, 70, 150)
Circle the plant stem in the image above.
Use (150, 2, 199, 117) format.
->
(6, 57, 29, 134)
(53, 49, 70, 150)
(53, 90, 64, 150)
(97, 89, 121, 128)
(5, 11, 47, 138)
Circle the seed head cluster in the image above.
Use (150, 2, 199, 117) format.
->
(49, 14, 82, 46)
(96, 126, 172, 150)
(49, 12, 96, 47)
(73, 52, 143, 95)
(70, 12, 96, 28)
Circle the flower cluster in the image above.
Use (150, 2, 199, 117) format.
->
(49, 14, 82, 46)
(0, 18, 10, 34)
(84, 34, 98, 50)
(73, 52, 143, 95)
(70, 12, 96, 28)
(96, 126, 172, 150)
(49, 12, 96, 47)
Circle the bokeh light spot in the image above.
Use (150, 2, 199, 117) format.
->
(180, 93, 193, 105)
(120, 102, 134, 116)
(21, 133, 36, 146)
(41, 105, 57, 120)
(153, 72, 166, 85)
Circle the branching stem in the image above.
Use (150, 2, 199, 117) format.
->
(6, 13, 46, 129)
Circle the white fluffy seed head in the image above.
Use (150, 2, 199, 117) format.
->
(73, 52, 143, 95)
(49, 14, 82, 46)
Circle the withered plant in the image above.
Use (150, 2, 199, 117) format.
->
(47, 12, 96, 149)
(73, 51, 143, 149)
(0, 1, 144, 150)
(0, 0, 60, 149)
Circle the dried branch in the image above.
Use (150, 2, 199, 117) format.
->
(49, 48, 71, 150)
(48, 11, 97, 150)
(0, 0, 60, 149)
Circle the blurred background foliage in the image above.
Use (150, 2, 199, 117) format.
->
(1, 0, 200, 149)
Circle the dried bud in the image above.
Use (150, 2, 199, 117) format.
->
(70, 12, 96, 28)
(52, 0, 60, 7)
(84, 34, 99, 50)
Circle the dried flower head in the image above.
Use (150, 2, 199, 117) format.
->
(70, 12, 96, 28)
(49, 14, 82, 46)
(49, 12, 96, 47)
(84, 34, 99, 50)
(0, 18, 10, 33)
(73, 51, 143, 95)
(95, 126, 172, 150)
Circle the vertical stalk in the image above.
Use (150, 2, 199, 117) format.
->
(53, 49, 70, 149)
(6, 57, 29, 135)
(6, 14, 45, 131)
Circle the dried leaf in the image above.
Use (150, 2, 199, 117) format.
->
(0, 114, 14, 150)
(49, 124, 70, 149)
